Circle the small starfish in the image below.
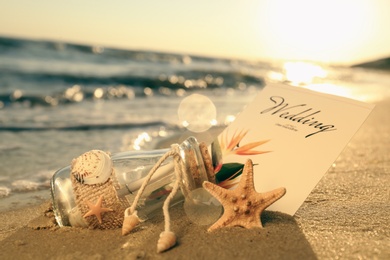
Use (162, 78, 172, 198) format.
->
(83, 195, 113, 224)
(202, 159, 286, 232)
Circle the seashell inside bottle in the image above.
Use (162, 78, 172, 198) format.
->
(50, 137, 216, 228)
(71, 150, 113, 185)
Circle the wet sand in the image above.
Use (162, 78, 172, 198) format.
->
(0, 99, 389, 259)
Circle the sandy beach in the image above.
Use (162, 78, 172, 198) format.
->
(0, 98, 389, 260)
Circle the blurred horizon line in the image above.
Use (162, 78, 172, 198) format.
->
(2, 33, 389, 68)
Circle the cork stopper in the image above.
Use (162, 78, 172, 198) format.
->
(199, 142, 216, 184)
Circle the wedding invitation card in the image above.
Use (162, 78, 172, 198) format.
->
(211, 83, 374, 215)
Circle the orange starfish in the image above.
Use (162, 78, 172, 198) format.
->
(202, 159, 286, 232)
(83, 195, 113, 224)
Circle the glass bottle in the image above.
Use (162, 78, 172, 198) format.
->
(50, 136, 217, 227)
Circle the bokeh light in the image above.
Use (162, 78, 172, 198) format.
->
(183, 188, 222, 226)
(177, 94, 217, 133)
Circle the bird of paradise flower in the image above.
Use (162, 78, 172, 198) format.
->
(211, 129, 270, 189)
(144, 129, 270, 204)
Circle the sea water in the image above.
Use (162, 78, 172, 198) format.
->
(0, 36, 389, 211)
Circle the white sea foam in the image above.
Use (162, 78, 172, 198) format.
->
(0, 186, 11, 197)
(11, 180, 41, 191)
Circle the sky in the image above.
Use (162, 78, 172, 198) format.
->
(0, 0, 389, 65)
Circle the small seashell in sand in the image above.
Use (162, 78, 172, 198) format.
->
(122, 210, 141, 236)
(71, 150, 113, 185)
(121, 241, 131, 249)
(157, 231, 177, 253)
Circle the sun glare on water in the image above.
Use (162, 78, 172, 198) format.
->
(267, 61, 381, 102)
(283, 62, 327, 85)
(277, 62, 352, 98)
(304, 83, 353, 99)
(274, 61, 384, 102)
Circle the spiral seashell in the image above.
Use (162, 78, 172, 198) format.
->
(122, 212, 141, 236)
(71, 150, 113, 185)
(157, 231, 177, 253)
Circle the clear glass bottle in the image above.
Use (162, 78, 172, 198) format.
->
(50, 136, 216, 227)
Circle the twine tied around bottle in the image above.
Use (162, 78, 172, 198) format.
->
(122, 142, 215, 253)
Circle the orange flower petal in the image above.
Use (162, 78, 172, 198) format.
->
(226, 129, 248, 151)
(235, 139, 270, 152)
(234, 150, 271, 155)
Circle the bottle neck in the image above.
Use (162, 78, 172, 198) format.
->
(176, 136, 215, 195)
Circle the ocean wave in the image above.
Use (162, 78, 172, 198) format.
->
(0, 36, 265, 111)
(11, 180, 46, 192)
(0, 77, 263, 109)
(0, 36, 236, 65)
(0, 121, 170, 132)
(0, 180, 50, 198)
(0, 68, 263, 89)
(5, 170, 53, 195)
(0, 186, 11, 198)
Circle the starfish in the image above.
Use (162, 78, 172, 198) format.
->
(83, 195, 113, 224)
(202, 159, 286, 232)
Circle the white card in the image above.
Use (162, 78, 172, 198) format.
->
(210, 83, 374, 215)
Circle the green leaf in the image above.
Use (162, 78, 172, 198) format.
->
(215, 163, 245, 183)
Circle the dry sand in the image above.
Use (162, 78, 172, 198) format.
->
(0, 99, 389, 260)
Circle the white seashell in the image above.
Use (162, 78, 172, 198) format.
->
(157, 231, 176, 253)
(121, 241, 131, 249)
(71, 150, 113, 185)
(122, 212, 141, 236)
